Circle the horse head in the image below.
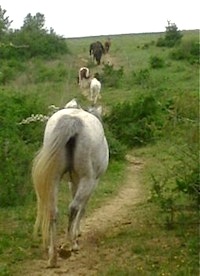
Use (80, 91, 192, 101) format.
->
(86, 105, 103, 121)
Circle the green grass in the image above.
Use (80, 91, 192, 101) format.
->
(96, 206, 198, 275)
(0, 29, 199, 275)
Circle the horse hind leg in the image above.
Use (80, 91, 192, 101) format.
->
(90, 89, 94, 102)
(94, 94, 98, 105)
(48, 214, 57, 267)
(68, 177, 97, 251)
(68, 206, 86, 251)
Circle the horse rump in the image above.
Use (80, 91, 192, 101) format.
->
(89, 41, 105, 65)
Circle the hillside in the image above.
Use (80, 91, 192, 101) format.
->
(0, 30, 199, 276)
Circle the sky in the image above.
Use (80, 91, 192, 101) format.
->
(1, 0, 199, 38)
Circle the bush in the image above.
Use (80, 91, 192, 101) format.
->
(150, 56, 165, 69)
(0, 14, 69, 61)
(0, 59, 26, 84)
(170, 39, 199, 64)
(7, 30, 69, 60)
(104, 126, 127, 161)
(150, 139, 199, 228)
(131, 68, 150, 86)
(104, 95, 165, 147)
(156, 21, 183, 47)
(101, 64, 124, 88)
(0, 93, 45, 207)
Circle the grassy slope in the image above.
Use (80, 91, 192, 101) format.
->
(0, 30, 199, 275)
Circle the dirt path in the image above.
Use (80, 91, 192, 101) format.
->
(78, 52, 117, 101)
(20, 155, 145, 276)
(20, 53, 147, 276)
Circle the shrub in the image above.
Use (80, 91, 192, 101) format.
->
(101, 64, 124, 88)
(0, 59, 26, 84)
(104, 126, 127, 161)
(132, 68, 150, 86)
(0, 12, 69, 61)
(156, 21, 183, 47)
(104, 95, 165, 147)
(0, 93, 45, 207)
(150, 139, 199, 228)
(150, 56, 165, 69)
(170, 39, 199, 64)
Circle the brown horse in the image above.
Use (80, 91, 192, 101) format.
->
(89, 41, 105, 65)
(104, 38, 111, 54)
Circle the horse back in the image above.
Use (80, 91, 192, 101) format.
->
(44, 109, 109, 177)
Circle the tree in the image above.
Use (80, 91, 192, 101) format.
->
(22, 12, 46, 32)
(0, 6, 13, 39)
(156, 21, 183, 47)
(165, 20, 183, 46)
(0, 10, 69, 60)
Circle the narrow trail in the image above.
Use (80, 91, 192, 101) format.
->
(19, 52, 147, 276)
(20, 156, 146, 276)
(78, 52, 116, 101)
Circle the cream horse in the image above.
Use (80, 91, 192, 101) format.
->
(32, 99, 109, 267)
(90, 77, 101, 104)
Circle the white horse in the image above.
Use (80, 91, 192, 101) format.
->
(32, 99, 109, 268)
(90, 77, 101, 104)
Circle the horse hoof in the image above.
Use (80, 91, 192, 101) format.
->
(47, 260, 59, 268)
(72, 242, 80, 252)
(46, 264, 59, 269)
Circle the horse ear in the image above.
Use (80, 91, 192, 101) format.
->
(87, 105, 103, 120)
(65, 98, 78, 109)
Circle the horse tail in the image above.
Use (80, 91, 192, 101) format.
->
(89, 43, 93, 55)
(78, 69, 82, 85)
(32, 115, 83, 248)
(78, 67, 84, 85)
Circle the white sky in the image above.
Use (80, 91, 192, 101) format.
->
(1, 0, 199, 38)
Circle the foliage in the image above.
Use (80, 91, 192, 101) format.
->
(104, 95, 165, 147)
(0, 11, 69, 61)
(170, 39, 199, 64)
(0, 30, 198, 274)
(0, 9, 69, 83)
(0, 59, 26, 84)
(149, 55, 165, 68)
(0, 93, 45, 207)
(150, 144, 199, 228)
(148, 87, 199, 227)
(104, 125, 127, 161)
(33, 61, 68, 82)
(101, 64, 124, 88)
(0, 6, 12, 38)
(22, 12, 45, 31)
(157, 21, 183, 47)
(131, 68, 150, 86)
